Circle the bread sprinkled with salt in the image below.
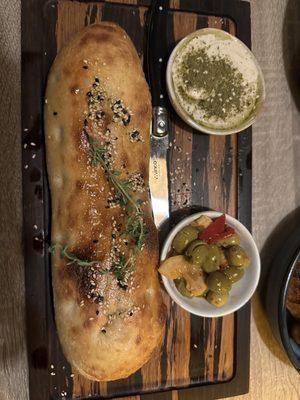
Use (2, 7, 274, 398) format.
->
(45, 22, 166, 381)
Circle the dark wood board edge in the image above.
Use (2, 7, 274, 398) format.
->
(21, 0, 252, 399)
(21, 0, 49, 399)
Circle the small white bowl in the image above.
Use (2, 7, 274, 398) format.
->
(160, 211, 261, 318)
(166, 28, 266, 136)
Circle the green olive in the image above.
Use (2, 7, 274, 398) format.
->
(185, 240, 204, 258)
(216, 233, 241, 248)
(206, 271, 232, 294)
(207, 290, 229, 307)
(223, 266, 245, 283)
(172, 225, 199, 254)
(191, 245, 209, 267)
(219, 249, 228, 268)
(202, 245, 221, 273)
(174, 278, 193, 298)
(225, 245, 250, 267)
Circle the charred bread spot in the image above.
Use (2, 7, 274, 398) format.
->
(135, 335, 142, 345)
(76, 180, 84, 190)
(72, 245, 94, 261)
(65, 257, 106, 303)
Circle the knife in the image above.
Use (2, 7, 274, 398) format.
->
(146, 0, 170, 230)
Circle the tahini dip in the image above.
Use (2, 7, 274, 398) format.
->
(171, 29, 263, 130)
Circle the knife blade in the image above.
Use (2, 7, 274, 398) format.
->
(146, 0, 170, 229)
(150, 107, 169, 228)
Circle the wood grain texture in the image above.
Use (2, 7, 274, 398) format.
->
(43, 2, 237, 398)
(0, 2, 28, 400)
(2, 0, 300, 400)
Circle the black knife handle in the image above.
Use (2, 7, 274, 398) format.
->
(146, 0, 169, 108)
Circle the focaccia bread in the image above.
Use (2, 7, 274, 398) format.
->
(45, 23, 166, 381)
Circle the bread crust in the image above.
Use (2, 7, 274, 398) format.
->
(45, 22, 166, 381)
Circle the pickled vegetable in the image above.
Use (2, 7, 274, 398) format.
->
(172, 226, 199, 253)
(174, 278, 193, 298)
(216, 233, 240, 247)
(183, 268, 208, 296)
(206, 271, 232, 294)
(199, 214, 225, 242)
(191, 215, 213, 231)
(226, 245, 250, 267)
(158, 255, 190, 279)
(207, 291, 229, 307)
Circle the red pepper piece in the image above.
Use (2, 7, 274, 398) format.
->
(208, 226, 235, 244)
(199, 214, 226, 242)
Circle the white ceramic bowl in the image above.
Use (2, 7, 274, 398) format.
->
(160, 211, 261, 318)
(166, 28, 266, 136)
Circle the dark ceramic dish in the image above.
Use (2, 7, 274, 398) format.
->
(265, 226, 300, 371)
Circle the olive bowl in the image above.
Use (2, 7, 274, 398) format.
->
(160, 211, 261, 318)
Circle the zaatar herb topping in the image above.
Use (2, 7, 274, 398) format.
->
(178, 46, 248, 119)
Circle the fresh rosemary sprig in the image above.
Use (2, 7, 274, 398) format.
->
(87, 134, 145, 257)
(50, 243, 107, 271)
(111, 254, 134, 285)
(88, 136, 107, 167)
(125, 211, 145, 254)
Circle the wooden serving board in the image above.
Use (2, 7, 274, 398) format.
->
(22, 0, 252, 399)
